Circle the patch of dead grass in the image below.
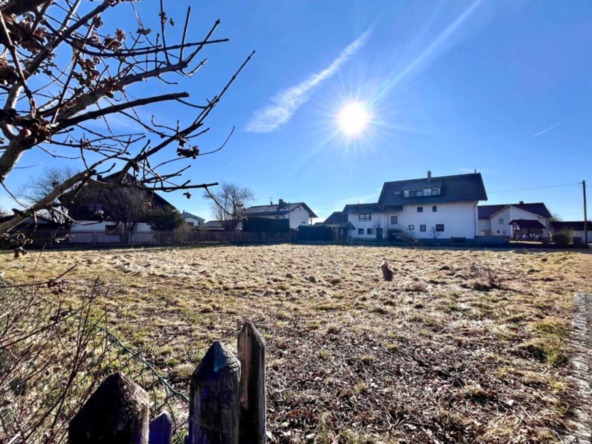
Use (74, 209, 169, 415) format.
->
(1, 245, 591, 442)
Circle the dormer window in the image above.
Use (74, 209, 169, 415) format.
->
(403, 187, 441, 198)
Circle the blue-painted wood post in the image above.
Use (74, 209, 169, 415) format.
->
(149, 412, 173, 444)
(188, 341, 241, 444)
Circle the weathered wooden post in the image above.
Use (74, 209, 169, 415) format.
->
(188, 341, 241, 444)
(69, 372, 150, 444)
(149, 412, 173, 444)
(237, 322, 266, 443)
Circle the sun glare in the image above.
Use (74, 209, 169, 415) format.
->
(337, 102, 371, 137)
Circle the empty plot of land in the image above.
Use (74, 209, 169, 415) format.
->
(2, 245, 591, 443)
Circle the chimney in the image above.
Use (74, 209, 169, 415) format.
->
(427, 170, 432, 183)
(279, 199, 286, 209)
(519, 201, 524, 205)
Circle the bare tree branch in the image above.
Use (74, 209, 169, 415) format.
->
(0, 0, 254, 239)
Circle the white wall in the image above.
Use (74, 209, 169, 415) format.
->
(348, 201, 479, 240)
(347, 213, 379, 239)
(488, 207, 511, 236)
(478, 219, 491, 235)
(288, 206, 312, 229)
(183, 217, 202, 227)
(571, 230, 587, 242)
(70, 221, 156, 243)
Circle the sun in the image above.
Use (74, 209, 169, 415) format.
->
(337, 102, 371, 137)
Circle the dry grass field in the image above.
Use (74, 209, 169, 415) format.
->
(2, 244, 591, 443)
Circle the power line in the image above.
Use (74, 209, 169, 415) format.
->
(489, 183, 580, 194)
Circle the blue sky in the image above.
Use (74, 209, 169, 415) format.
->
(4, 0, 592, 221)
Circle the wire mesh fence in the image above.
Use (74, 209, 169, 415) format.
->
(0, 278, 190, 443)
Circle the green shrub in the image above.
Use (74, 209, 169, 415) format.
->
(552, 231, 572, 246)
(146, 207, 184, 231)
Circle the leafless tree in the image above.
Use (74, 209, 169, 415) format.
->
(205, 182, 254, 231)
(0, 0, 254, 237)
(23, 167, 78, 203)
(430, 226, 441, 239)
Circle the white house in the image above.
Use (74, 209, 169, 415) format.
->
(345, 171, 488, 241)
(181, 211, 205, 228)
(478, 202, 552, 239)
(244, 199, 317, 230)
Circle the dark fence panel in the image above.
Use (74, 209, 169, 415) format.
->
(296, 225, 335, 242)
(25, 229, 292, 248)
(243, 217, 290, 233)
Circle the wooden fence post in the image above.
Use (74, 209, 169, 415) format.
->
(188, 341, 241, 444)
(69, 372, 150, 444)
(237, 322, 266, 443)
(149, 412, 173, 444)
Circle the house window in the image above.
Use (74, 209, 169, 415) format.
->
(409, 224, 415, 231)
(390, 216, 398, 225)
(420, 225, 426, 232)
(436, 224, 445, 232)
(105, 224, 118, 233)
(432, 206, 437, 212)
(359, 213, 371, 221)
(187, 222, 195, 227)
(431, 188, 440, 195)
(498, 218, 504, 225)
(358, 228, 364, 235)
(417, 207, 423, 213)
(367, 228, 374, 235)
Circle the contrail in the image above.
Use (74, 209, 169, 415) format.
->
(533, 121, 562, 137)
(246, 30, 371, 133)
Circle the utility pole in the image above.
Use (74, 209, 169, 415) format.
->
(584, 180, 588, 246)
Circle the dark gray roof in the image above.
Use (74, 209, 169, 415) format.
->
(378, 173, 487, 207)
(343, 203, 383, 214)
(318, 211, 354, 229)
(551, 221, 591, 231)
(245, 202, 317, 218)
(478, 202, 552, 220)
(323, 211, 348, 225)
(509, 219, 546, 229)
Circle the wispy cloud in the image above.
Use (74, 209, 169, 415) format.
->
(533, 121, 562, 137)
(246, 31, 372, 133)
